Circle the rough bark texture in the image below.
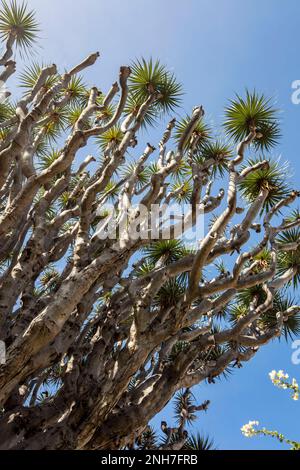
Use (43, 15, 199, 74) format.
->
(0, 4, 299, 450)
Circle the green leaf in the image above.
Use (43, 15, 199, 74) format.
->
(0, 100, 14, 123)
(99, 179, 121, 202)
(173, 389, 197, 426)
(262, 293, 300, 341)
(129, 58, 182, 115)
(239, 157, 291, 212)
(66, 103, 89, 129)
(143, 239, 187, 265)
(124, 93, 159, 129)
(193, 140, 232, 177)
(174, 115, 211, 152)
(137, 426, 158, 450)
(61, 75, 87, 105)
(121, 160, 150, 190)
(0, 0, 39, 53)
(40, 107, 69, 143)
(96, 125, 123, 152)
(19, 62, 58, 94)
(224, 90, 280, 151)
(277, 228, 300, 288)
(184, 433, 216, 450)
(169, 180, 193, 203)
(38, 148, 61, 171)
(155, 279, 185, 308)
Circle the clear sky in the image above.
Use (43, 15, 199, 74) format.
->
(19, 0, 300, 449)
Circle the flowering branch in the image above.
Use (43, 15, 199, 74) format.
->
(241, 370, 300, 450)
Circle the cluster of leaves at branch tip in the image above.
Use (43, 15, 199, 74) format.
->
(0, 0, 299, 450)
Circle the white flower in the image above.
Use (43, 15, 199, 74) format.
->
(292, 378, 299, 389)
(269, 370, 277, 381)
(270, 370, 290, 387)
(241, 420, 259, 438)
(292, 392, 299, 401)
(277, 370, 289, 380)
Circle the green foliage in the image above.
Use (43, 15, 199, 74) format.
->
(277, 228, 300, 288)
(169, 159, 190, 182)
(207, 344, 234, 380)
(253, 248, 272, 270)
(239, 157, 291, 212)
(124, 94, 158, 128)
(0, 4, 298, 448)
(143, 239, 187, 265)
(184, 433, 216, 450)
(174, 389, 197, 426)
(224, 90, 280, 151)
(0, 0, 39, 52)
(236, 285, 266, 307)
(168, 340, 190, 361)
(155, 279, 185, 308)
(174, 115, 211, 151)
(169, 180, 193, 203)
(274, 294, 300, 340)
(144, 162, 159, 177)
(40, 107, 69, 142)
(99, 180, 121, 202)
(38, 148, 61, 171)
(193, 140, 232, 177)
(230, 288, 300, 341)
(19, 62, 58, 93)
(0, 100, 14, 123)
(57, 191, 72, 210)
(39, 267, 59, 293)
(129, 58, 182, 115)
(142, 241, 192, 298)
(61, 75, 87, 105)
(0, 126, 9, 142)
(97, 125, 123, 152)
(154, 389, 214, 451)
(285, 208, 300, 224)
(65, 104, 86, 129)
(121, 161, 150, 190)
(228, 303, 248, 324)
(136, 426, 158, 450)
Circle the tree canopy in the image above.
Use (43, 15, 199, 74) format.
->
(0, 0, 299, 450)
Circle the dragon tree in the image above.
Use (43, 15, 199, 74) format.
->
(0, 1, 299, 450)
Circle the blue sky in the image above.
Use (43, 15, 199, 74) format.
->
(18, 0, 300, 449)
